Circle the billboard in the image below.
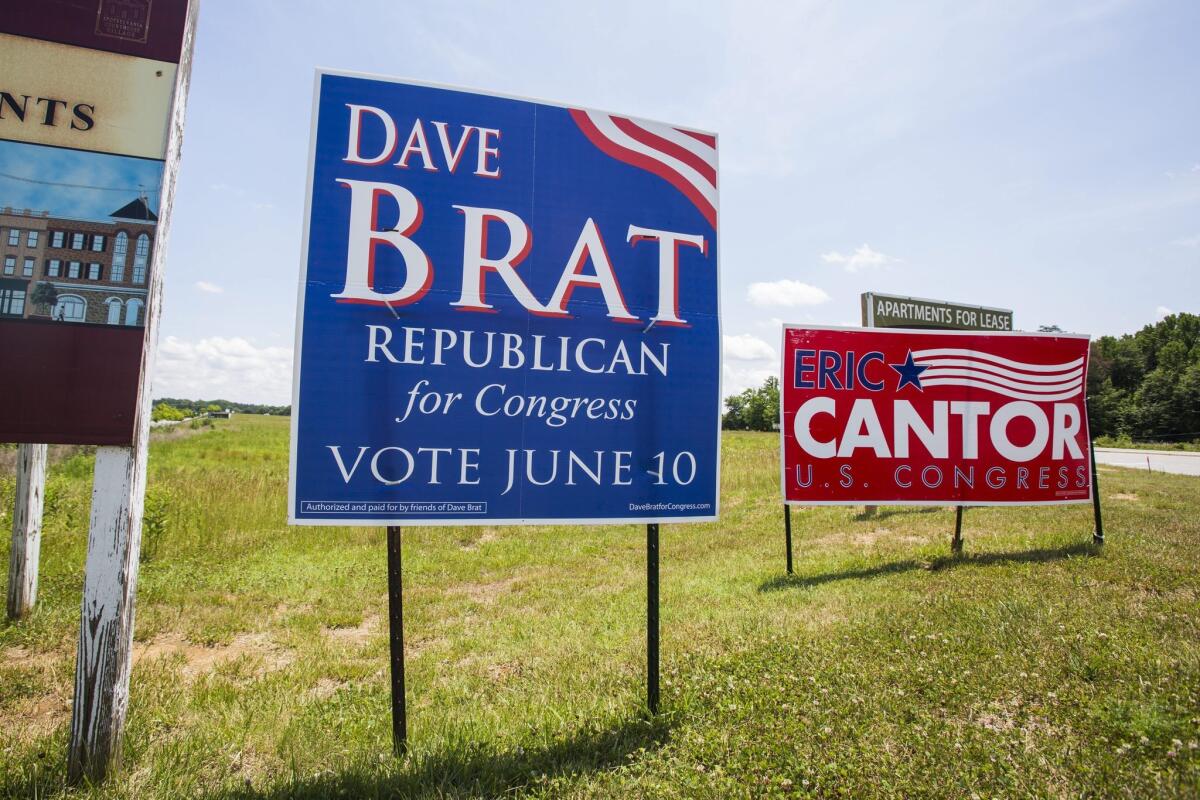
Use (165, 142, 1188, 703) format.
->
(781, 326, 1092, 505)
(0, 0, 191, 445)
(861, 292, 1013, 331)
(289, 73, 721, 525)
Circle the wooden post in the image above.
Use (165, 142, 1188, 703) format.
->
(7, 442, 47, 620)
(67, 2, 199, 783)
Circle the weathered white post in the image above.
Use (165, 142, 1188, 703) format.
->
(7, 442, 48, 620)
(67, 1, 199, 783)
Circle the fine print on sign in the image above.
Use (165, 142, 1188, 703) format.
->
(0, 2, 190, 445)
(290, 72, 721, 525)
(781, 326, 1092, 505)
(862, 291, 1013, 331)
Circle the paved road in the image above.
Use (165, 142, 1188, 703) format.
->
(1093, 447, 1200, 476)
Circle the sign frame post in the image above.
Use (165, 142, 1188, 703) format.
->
(386, 526, 407, 755)
(860, 293, 1017, 556)
(7, 442, 47, 620)
(289, 72, 722, 739)
(783, 505, 793, 575)
(646, 523, 660, 715)
(780, 326, 1095, 540)
(1090, 441, 1104, 544)
(64, 1, 200, 783)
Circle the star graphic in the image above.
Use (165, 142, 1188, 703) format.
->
(889, 351, 928, 391)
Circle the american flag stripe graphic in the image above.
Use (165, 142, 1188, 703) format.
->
(570, 109, 718, 227)
(911, 347, 1084, 401)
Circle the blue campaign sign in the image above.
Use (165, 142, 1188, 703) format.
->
(289, 71, 721, 525)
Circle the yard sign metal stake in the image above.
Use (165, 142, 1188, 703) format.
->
(386, 526, 407, 754)
(783, 505, 793, 575)
(7, 443, 47, 620)
(647, 523, 660, 715)
(1090, 441, 1104, 544)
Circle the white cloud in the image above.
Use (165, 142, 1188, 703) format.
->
(723, 333, 775, 361)
(153, 336, 292, 404)
(821, 243, 899, 272)
(753, 316, 786, 331)
(1172, 234, 1200, 247)
(1156, 305, 1173, 319)
(195, 280, 224, 294)
(722, 362, 778, 399)
(747, 279, 830, 307)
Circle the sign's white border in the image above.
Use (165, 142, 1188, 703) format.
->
(776, 324, 1093, 507)
(287, 69, 722, 526)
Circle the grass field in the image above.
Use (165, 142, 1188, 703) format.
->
(1, 414, 1198, 798)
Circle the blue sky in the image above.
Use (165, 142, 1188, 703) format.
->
(0, 141, 162, 221)
(154, 0, 1199, 403)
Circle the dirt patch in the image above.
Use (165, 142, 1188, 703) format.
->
(324, 615, 378, 647)
(452, 575, 522, 604)
(1111, 493, 1139, 501)
(306, 677, 345, 701)
(8, 693, 71, 739)
(1, 646, 45, 669)
(459, 527, 500, 551)
(975, 711, 1016, 732)
(853, 529, 891, 547)
(486, 661, 522, 682)
(134, 631, 293, 678)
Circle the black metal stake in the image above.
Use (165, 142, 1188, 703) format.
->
(647, 523, 659, 715)
(784, 505, 794, 575)
(1090, 441, 1104, 544)
(386, 526, 407, 755)
(952, 506, 964, 555)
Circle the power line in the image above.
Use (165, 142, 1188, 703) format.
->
(0, 169, 157, 195)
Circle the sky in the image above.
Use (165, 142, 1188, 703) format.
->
(0, 141, 163, 221)
(153, 0, 1200, 405)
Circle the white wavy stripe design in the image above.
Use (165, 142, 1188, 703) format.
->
(912, 348, 1083, 373)
(920, 368, 1082, 393)
(920, 377, 1082, 402)
(913, 357, 1083, 383)
(629, 117, 717, 168)
(584, 112, 717, 209)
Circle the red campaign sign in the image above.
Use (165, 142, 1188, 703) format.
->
(780, 326, 1093, 505)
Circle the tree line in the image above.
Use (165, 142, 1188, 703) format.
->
(1086, 312, 1198, 442)
(722, 313, 1199, 444)
(152, 397, 291, 420)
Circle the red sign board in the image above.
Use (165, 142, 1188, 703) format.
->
(781, 326, 1093, 505)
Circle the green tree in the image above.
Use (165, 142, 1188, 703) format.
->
(723, 376, 780, 431)
(30, 282, 58, 317)
(1086, 312, 1199, 442)
(151, 402, 186, 422)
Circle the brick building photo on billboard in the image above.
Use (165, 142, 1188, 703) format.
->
(0, 198, 156, 326)
(0, 139, 163, 329)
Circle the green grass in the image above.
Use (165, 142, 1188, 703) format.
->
(1093, 435, 1200, 452)
(1, 415, 1198, 798)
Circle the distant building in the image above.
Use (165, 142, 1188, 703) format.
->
(0, 207, 48, 318)
(0, 197, 156, 325)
